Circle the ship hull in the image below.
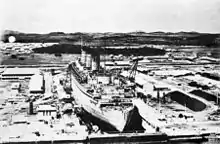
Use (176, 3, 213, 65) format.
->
(69, 63, 144, 133)
(76, 107, 120, 133)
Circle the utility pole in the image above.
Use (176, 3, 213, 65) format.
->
(157, 90, 160, 112)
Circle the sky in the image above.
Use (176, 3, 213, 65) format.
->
(0, 0, 220, 33)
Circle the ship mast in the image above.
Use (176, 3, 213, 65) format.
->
(80, 34, 83, 47)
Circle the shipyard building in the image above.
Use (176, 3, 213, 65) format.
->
(0, 68, 40, 80)
(36, 105, 56, 121)
(29, 73, 45, 94)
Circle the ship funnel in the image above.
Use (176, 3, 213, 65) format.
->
(81, 48, 87, 65)
(86, 54, 92, 68)
(92, 53, 100, 71)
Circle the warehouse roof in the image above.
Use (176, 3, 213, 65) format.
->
(29, 74, 43, 92)
(105, 61, 115, 66)
(12, 115, 28, 124)
(37, 105, 56, 111)
(153, 70, 194, 76)
(139, 59, 151, 64)
(115, 61, 130, 66)
(2, 68, 40, 75)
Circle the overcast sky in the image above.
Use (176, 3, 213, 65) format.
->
(0, 0, 220, 33)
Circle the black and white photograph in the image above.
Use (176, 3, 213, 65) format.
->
(0, 0, 220, 143)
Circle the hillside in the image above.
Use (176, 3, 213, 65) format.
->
(32, 44, 166, 56)
(1, 30, 220, 47)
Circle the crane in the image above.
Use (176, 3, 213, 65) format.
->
(128, 56, 143, 82)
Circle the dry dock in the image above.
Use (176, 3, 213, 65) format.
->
(1, 66, 220, 143)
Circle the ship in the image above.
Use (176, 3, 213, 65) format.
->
(68, 47, 144, 133)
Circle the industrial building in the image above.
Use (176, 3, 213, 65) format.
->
(0, 68, 40, 80)
(103, 61, 131, 70)
(29, 73, 45, 94)
(11, 82, 21, 90)
(36, 105, 56, 121)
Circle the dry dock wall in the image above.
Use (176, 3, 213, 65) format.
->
(0, 133, 168, 144)
(88, 133, 168, 144)
(1, 133, 215, 144)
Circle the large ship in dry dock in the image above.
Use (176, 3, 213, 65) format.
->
(68, 47, 144, 133)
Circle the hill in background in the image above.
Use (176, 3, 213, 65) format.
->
(1, 30, 220, 47)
